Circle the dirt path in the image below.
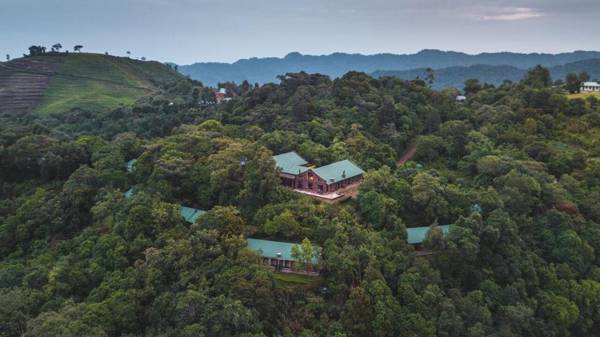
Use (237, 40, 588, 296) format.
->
(397, 145, 417, 166)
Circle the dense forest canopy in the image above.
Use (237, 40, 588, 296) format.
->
(1, 59, 600, 337)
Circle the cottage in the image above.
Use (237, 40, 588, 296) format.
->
(247, 238, 319, 273)
(407, 225, 451, 256)
(581, 82, 600, 93)
(455, 95, 466, 102)
(406, 225, 451, 245)
(273, 152, 364, 194)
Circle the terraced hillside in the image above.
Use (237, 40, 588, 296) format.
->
(0, 53, 182, 117)
(0, 57, 63, 117)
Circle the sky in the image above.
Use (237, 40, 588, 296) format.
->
(2, 0, 599, 65)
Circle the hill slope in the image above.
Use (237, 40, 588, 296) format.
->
(178, 50, 600, 86)
(0, 53, 182, 116)
(0, 57, 62, 116)
(372, 59, 600, 89)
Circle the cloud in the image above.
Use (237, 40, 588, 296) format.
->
(481, 7, 543, 21)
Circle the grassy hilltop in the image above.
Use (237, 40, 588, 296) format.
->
(0, 53, 182, 115)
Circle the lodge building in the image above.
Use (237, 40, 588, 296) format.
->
(581, 81, 600, 93)
(273, 152, 364, 194)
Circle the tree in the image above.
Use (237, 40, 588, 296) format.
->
(195, 205, 245, 237)
(414, 135, 446, 162)
(539, 293, 579, 333)
(73, 45, 83, 52)
(291, 238, 318, 274)
(24, 302, 107, 337)
(425, 67, 435, 85)
(565, 73, 581, 94)
(51, 43, 62, 52)
(411, 172, 449, 223)
(564, 72, 591, 94)
(126, 51, 131, 58)
(524, 65, 551, 88)
(464, 79, 482, 95)
(6, 54, 9, 61)
(27, 45, 46, 56)
(263, 209, 301, 238)
(0, 288, 33, 337)
(192, 87, 200, 104)
(141, 56, 146, 61)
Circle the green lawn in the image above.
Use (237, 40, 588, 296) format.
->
(567, 91, 600, 100)
(273, 272, 320, 287)
(35, 53, 179, 114)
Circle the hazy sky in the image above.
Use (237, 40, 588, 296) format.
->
(2, 0, 599, 64)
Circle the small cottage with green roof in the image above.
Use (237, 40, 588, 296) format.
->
(180, 206, 205, 224)
(247, 238, 319, 272)
(406, 225, 451, 256)
(406, 225, 451, 245)
(273, 152, 364, 194)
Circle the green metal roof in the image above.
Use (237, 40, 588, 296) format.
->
(126, 159, 137, 173)
(406, 225, 451, 244)
(273, 152, 309, 175)
(312, 159, 364, 184)
(124, 188, 135, 199)
(247, 238, 319, 264)
(180, 206, 205, 224)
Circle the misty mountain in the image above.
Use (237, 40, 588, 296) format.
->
(178, 50, 600, 87)
(373, 59, 600, 90)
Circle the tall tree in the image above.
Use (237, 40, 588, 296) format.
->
(565, 73, 581, 94)
(27, 45, 46, 56)
(579, 71, 591, 83)
(51, 43, 62, 52)
(291, 238, 318, 274)
(464, 79, 482, 95)
(73, 45, 83, 52)
(524, 65, 552, 88)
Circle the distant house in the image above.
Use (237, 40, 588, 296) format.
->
(247, 238, 319, 273)
(273, 152, 364, 195)
(456, 95, 466, 102)
(215, 88, 227, 104)
(581, 82, 600, 93)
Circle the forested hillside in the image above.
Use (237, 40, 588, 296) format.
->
(1, 64, 600, 337)
(372, 59, 600, 89)
(0, 53, 184, 116)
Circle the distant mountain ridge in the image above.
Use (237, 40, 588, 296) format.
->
(373, 59, 600, 89)
(178, 50, 600, 87)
